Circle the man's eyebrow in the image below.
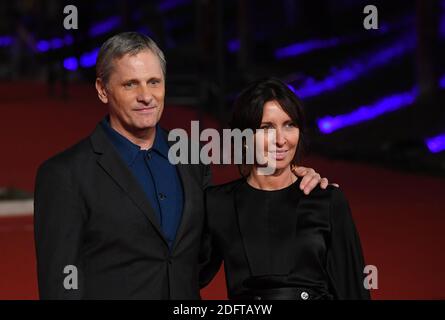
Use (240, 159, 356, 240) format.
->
(147, 76, 162, 81)
(121, 76, 163, 84)
(121, 78, 139, 83)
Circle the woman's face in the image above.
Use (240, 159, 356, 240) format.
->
(255, 100, 300, 171)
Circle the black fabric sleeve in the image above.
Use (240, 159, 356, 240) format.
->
(198, 224, 223, 289)
(33, 161, 86, 299)
(325, 188, 371, 300)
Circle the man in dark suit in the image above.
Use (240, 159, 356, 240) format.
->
(34, 32, 329, 299)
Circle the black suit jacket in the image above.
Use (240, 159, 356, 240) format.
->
(34, 123, 211, 299)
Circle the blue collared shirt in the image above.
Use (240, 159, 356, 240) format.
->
(101, 117, 184, 250)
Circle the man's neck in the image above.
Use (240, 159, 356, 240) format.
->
(109, 118, 156, 150)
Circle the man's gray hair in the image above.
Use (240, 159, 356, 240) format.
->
(96, 32, 166, 84)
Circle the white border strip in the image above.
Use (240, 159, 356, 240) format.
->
(0, 199, 33, 217)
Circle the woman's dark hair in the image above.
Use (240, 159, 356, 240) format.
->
(229, 77, 306, 176)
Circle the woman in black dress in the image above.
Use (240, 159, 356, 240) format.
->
(200, 77, 370, 300)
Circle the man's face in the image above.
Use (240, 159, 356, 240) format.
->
(96, 50, 165, 134)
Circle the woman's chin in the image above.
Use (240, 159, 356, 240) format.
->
(263, 159, 292, 171)
(275, 162, 291, 171)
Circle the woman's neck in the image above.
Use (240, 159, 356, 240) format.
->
(247, 166, 297, 190)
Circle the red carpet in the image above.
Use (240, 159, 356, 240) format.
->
(1, 83, 444, 299)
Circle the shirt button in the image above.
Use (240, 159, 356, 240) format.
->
(159, 193, 166, 200)
(301, 291, 309, 300)
(146, 152, 152, 159)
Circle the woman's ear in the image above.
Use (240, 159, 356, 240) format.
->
(95, 78, 108, 104)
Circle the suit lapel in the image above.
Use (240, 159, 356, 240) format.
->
(164, 129, 200, 253)
(90, 125, 168, 246)
(170, 161, 195, 252)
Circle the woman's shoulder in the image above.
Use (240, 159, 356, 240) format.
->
(301, 185, 351, 219)
(303, 184, 347, 201)
(306, 185, 355, 230)
(327, 185, 348, 201)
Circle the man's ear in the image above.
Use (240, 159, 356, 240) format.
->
(95, 78, 108, 104)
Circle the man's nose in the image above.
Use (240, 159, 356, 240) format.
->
(136, 85, 153, 105)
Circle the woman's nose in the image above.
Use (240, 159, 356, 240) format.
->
(275, 129, 286, 147)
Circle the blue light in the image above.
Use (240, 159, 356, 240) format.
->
(273, 16, 406, 60)
(63, 57, 78, 71)
(80, 48, 99, 68)
(37, 36, 73, 51)
(89, 16, 122, 37)
(0, 35, 13, 47)
(440, 74, 445, 89)
(426, 133, 445, 153)
(275, 38, 341, 59)
(51, 38, 63, 49)
(64, 34, 74, 45)
(317, 88, 418, 134)
(292, 37, 415, 99)
(227, 39, 240, 53)
(158, 0, 191, 12)
(37, 40, 50, 52)
(287, 84, 298, 95)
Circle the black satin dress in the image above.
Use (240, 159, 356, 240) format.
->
(200, 178, 370, 300)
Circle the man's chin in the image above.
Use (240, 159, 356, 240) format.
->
(132, 119, 158, 130)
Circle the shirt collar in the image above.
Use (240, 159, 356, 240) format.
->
(100, 116, 169, 166)
(151, 125, 170, 159)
